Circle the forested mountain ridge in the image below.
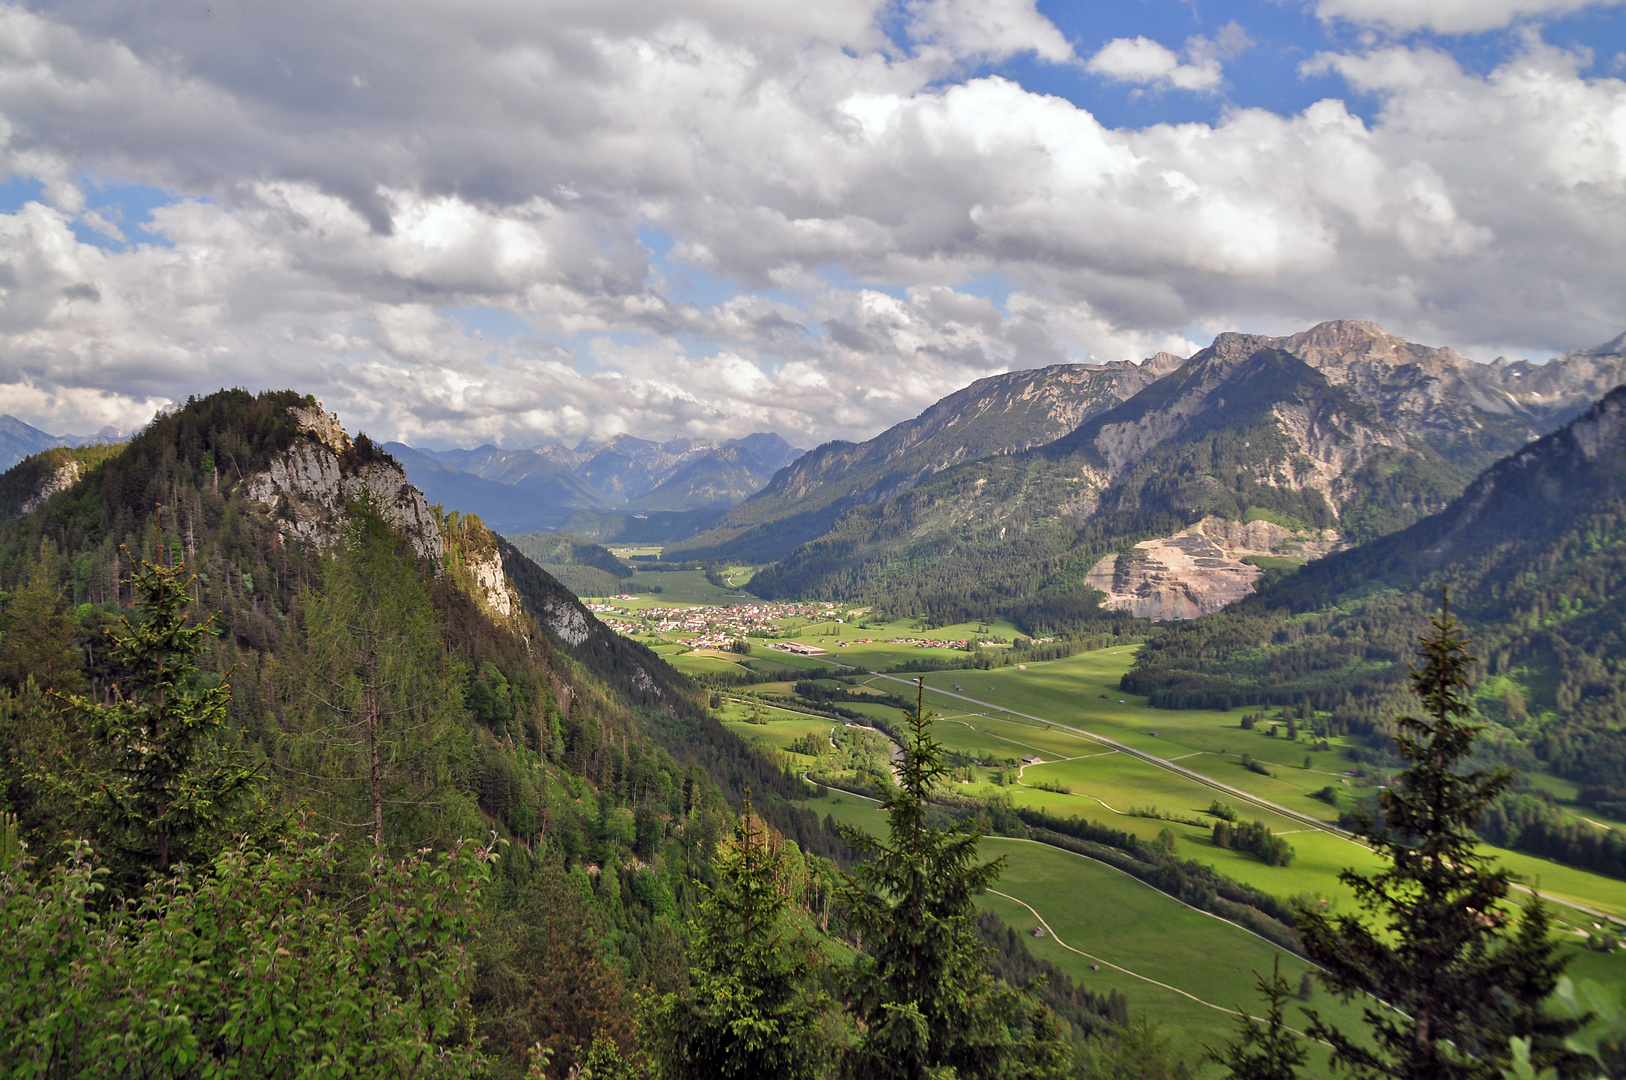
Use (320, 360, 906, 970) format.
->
(0, 389, 846, 1074)
(666, 354, 1185, 563)
(674, 322, 1626, 569)
(746, 322, 1626, 633)
(747, 333, 1461, 628)
(1124, 382, 1626, 794)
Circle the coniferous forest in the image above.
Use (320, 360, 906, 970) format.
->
(3, 389, 1625, 1080)
(0, 391, 1125, 1078)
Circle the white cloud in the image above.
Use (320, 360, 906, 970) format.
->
(906, 0, 1073, 63)
(1312, 0, 1626, 34)
(1085, 24, 1252, 93)
(0, 3, 1621, 448)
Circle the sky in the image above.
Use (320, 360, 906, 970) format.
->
(0, 0, 1624, 448)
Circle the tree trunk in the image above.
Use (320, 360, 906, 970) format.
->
(368, 647, 383, 849)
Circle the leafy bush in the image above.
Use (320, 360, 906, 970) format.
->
(0, 833, 494, 1078)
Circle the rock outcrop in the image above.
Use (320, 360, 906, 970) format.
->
(20, 459, 82, 514)
(1085, 516, 1341, 621)
(246, 404, 444, 563)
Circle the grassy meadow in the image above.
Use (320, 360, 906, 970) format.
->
(580, 568, 1626, 1062)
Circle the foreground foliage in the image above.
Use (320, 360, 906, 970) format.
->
(1298, 597, 1578, 1080)
(0, 832, 493, 1079)
(642, 799, 826, 1080)
(837, 680, 1071, 1080)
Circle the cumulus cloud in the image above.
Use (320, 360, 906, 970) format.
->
(0, 2, 1621, 448)
(906, 0, 1073, 63)
(1085, 23, 1251, 93)
(1312, 0, 1626, 34)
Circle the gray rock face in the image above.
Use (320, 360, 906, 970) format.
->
(1085, 516, 1342, 621)
(1234, 320, 1626, 466)
(246, 405, 445, 564)
(20, 460, 82, 514)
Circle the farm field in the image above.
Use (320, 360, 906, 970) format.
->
(883, 655, 1626, 923)
(583, 579, 1626, 1053)
(796, 790, 1370, 1071)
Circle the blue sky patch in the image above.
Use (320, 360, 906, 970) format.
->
(951, 1, 1626, 131)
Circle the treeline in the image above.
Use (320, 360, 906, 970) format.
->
(1212, 818, 1296, 867)
(1478, 792, 1626, 881)
(1006, 807, 1304, 954)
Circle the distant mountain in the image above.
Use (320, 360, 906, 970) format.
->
(666, 355, 1183, 563)
(1124, 382, 1626, 793)
(742, 322, 1626, 632)
(0, 415, 69, 472)
(381, 443, 607, 533)
(626, 433, 802, 512)
(393, 431, 804, 536)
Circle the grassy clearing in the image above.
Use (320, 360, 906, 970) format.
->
(887, 653, 1626, 924)
(794, 790, 1355, 1069)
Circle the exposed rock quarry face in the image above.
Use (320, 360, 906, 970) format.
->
(246, 404, 445, 563)
(1086, 516, 1341, 621)
(21, 460, 82, 514)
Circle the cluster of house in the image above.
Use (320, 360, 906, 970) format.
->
(584, 599, 850, 649)
(888, 636, 975, 650)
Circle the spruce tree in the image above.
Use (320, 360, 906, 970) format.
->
(1204, 957, 1307, 1080)
(42, 517, 249, 873)
(642, 794, 826, 1080)
(280, 498, 473, 851)
(838, 678, 1070, 1080)
(1297, 591, 1577, 1079)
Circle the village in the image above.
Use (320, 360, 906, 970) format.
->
(582, 595, 1027, 654)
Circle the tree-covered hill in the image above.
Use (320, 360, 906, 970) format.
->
(0, 389, 849, 1075)
(505, 529, 632, 596)
(1123, 383, 1626, 797)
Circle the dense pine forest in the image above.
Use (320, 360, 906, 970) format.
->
(0, 390, 1141, 1079)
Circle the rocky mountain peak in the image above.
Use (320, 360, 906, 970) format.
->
(289, 403, 351, 456)
(247, 405, 444, 564)
(1142, 351, 1188, 376)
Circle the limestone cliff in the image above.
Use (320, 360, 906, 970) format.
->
(20, 459, 82, 514)
(243, 404, 538, 628)
(245, 404, 444, 563)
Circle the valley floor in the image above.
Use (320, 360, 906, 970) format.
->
(584, 577, 1626, 1069)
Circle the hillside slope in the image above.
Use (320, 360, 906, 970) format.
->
(746, 323, 1626, 632)
(1124, 383, 1626, 792)
(667, 355, 1183, 562)
(0, 389, 858, 1069)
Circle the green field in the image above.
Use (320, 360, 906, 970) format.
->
(797, 790, 1374, 1071)
(876, 652, 1626, 925)
(583, 591, 1626, 1052)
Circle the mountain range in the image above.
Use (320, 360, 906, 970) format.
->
(0, 414, 142, 473)
(1124, 381, 1626, 798)
(386, 431, 804, 535)
(683, 321, 1626, 632)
